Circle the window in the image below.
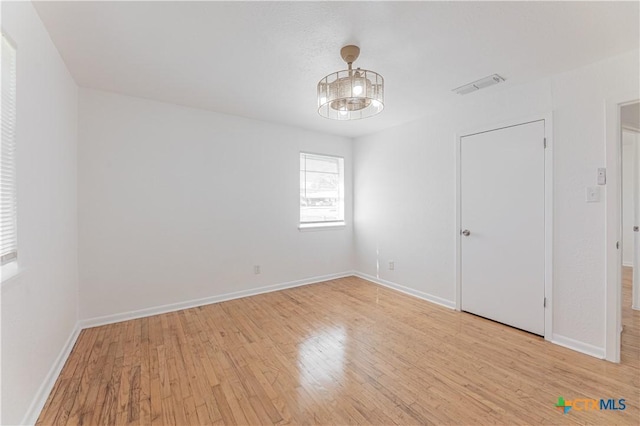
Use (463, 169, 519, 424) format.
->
(300, 152, 344, 227)
(1, 34, 17, 268)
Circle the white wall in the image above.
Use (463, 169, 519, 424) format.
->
(0, 2, 79, 424)
(78, 89, 353, 320)
(354, 50, 639, 352)
(622, 132, 637, 266)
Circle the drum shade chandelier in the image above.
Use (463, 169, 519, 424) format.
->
(317, 45, 384, 120)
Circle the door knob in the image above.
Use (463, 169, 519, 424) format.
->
(462, 229, 471, 236)
(634, 226, 639, 232)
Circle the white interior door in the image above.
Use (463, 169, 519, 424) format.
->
(461, 120, 545, 335)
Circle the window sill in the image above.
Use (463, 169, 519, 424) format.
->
(1, 261, 22, 286)
(298, 222, 346, 231)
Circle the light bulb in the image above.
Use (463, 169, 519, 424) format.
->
(319, 97, 327, 105)
(339, 109, 348, 116)
(353, 83, 363, 96)
(372, 100, 381, 109)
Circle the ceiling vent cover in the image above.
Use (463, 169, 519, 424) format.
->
(453, 74, 505, 95)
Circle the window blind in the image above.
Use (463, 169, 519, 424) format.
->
(300, 152, 344, 224)
(1, 35, 17, 265)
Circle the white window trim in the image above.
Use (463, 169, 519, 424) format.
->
(1, 261, 22, 285)
(1, 33, 18, 274)
(298, 221, 346, 231)
(299, 152, 345, 229)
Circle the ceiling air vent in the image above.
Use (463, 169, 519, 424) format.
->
(453, 74, 505, 95)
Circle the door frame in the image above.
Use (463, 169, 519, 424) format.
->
(630, 128, 640, 312)
(455, 113, 554, 341)
(605, 95, 640, 363)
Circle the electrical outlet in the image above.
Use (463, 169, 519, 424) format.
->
(253, 265, 261, 274)
(388, 260, 395, 271)
(586, 187, 600, 203)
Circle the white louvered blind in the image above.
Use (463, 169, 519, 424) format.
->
(300, 152, 345, 224)
(1, 34, 17, 266)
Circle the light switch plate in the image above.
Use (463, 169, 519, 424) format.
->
(597, 168, 606, 185)
(586, 186, 601, 202)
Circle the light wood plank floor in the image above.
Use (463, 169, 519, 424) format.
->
(38, 272, 639, 425)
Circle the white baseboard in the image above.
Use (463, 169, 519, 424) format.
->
(21, 324, 81, 425)
(353, 271, 456, 310)
(359, 274, 608, 361)
(633, 304, 640, 311)
(551, 333, 605, 359)
(622, 261, 633, 267)
(79, 271, 355, 329)
(354, 273, 608, 361)
(22, 271, 614, 425)
(24, 271, 355, 424)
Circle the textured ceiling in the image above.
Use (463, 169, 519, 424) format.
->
(33, 1, 639, 138)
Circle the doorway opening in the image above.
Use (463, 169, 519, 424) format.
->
(620, 101, 640, 363)
(606, 97, 640, 362)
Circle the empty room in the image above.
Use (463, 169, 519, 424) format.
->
(1, 1, 639, 425)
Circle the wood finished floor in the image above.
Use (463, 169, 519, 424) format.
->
(38, 272, 639, 425)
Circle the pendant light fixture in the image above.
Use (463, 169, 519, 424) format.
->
(317, 45, 384, 120)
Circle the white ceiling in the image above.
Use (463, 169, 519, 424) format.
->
(33, 1, 639, 138)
